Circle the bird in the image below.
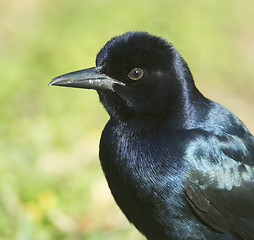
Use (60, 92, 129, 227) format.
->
(49, 31, 254, 240)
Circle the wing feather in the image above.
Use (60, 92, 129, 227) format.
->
(186, 163, 254, 239)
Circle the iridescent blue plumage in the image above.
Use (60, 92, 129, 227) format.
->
(51, 31, 254, 240)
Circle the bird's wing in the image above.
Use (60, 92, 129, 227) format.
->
(185, 135, 254, 240)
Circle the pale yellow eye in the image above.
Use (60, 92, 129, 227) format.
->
(128, 68, 144, 80)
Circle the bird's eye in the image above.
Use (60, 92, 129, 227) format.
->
(128, 68, 144, 81)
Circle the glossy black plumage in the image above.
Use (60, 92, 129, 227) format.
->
(50, 31, 254, 240)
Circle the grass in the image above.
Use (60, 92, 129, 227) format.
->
(0, 0, 253, 239)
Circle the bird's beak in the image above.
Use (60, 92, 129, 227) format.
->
(49, 66, 125, 92)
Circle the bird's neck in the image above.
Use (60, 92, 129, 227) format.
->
(112, 88, 208, 133)
(168, 86, 209, 130)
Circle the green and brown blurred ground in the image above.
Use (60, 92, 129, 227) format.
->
(0, 0, 253, 239)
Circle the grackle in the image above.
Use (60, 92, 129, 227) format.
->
(49, 31, 254, 240)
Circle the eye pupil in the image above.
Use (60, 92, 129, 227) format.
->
(128, 68, 144, 80)
(133, 69, 140, 76)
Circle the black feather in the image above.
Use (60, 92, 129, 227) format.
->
(51, 31, 254, 240)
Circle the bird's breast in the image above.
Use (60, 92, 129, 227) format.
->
(99, 122, 191, 236)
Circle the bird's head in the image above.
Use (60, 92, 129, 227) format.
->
(50, 31, 198, 122)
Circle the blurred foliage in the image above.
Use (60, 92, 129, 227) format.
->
(0, 0, 253, 239)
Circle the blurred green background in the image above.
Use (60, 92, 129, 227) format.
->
(0, 0, 253, 239)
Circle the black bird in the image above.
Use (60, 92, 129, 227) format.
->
(49, 31, 254, 240)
